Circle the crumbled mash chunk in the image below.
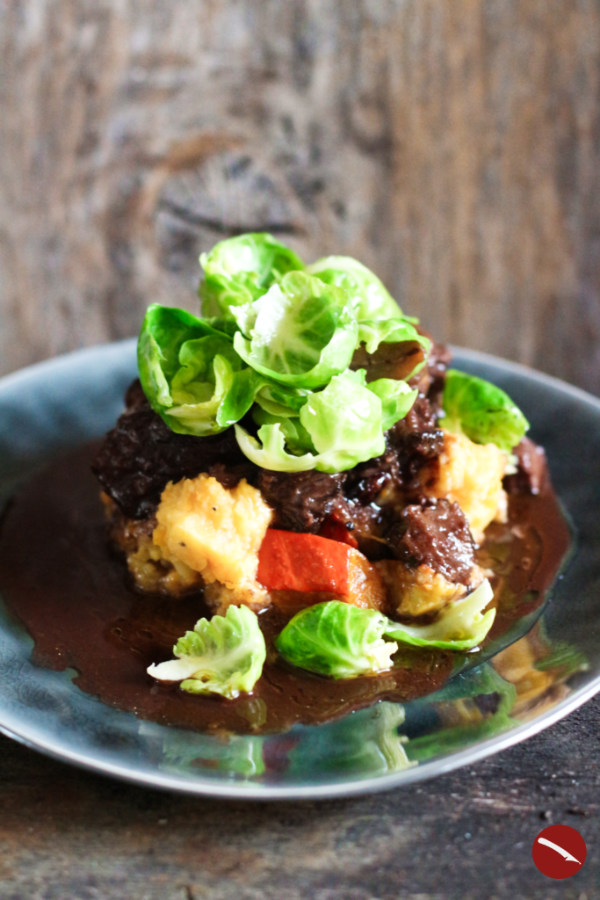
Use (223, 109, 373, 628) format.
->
(203, 580, 273, 616)
(425, 430, 507, 542)
(152, 474, 273, 599)
(128, 533, 202, 595)
(346, 548, 388, 611)
(377, 561, 467, 618)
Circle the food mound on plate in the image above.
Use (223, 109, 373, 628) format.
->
(92, 233, 539, 699)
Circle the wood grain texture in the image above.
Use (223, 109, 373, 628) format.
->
(0, 696, 598, 899)
(1, 0, 600, 390)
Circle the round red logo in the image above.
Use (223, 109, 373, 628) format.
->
(531, 824, 587, 879)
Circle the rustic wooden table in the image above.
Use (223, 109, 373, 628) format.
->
(1, 695, 598, 899)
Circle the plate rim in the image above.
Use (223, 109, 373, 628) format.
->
(0, 672, 598, 801)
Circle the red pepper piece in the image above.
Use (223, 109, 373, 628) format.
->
(257, 529, 351, 594)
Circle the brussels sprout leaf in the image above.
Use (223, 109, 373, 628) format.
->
(276, 581, 495, 679)
(199, 232, 304, 317)
(275, 601, 398, 678)
(147, 605, 266, 699)
(138, 304, 266, 435)
(383, 579, 496, 651)
(235, 369, 398, 472)
(308, 255, 401, 321)
(232, 272, 359, 388)
(441, 369, 529, 452)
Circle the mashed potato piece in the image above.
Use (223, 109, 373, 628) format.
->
(377, 560, 467, 618)
(153, 475, 273, 591)
(424, 430, 507, 542)
(126, 533, 202, 595)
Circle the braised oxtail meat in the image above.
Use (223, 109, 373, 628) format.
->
(92, 381, 250, 519)
(346, 339, 450, 505)
(255, 468, 346, 532)
(386, 338, 450, 489)
(391, 426, 444, 491)
(406, 338, 451, 429)
(123, 379, 149, 411)
(350, 338, 426, 382)
(386, 498, 476, 585)
(420, 338, 452, 407)
(504, 437, 549, 495)
(344, 443, 401, 504)
(326, 496, 389, 558)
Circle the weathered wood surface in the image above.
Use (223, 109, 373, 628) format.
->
(0, 696, 598, 899)
(1, 1, 600, 391)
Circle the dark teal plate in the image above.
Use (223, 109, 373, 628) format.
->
(0, 341, 598, 798)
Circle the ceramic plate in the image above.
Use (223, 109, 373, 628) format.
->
(0, 341, 598, 799)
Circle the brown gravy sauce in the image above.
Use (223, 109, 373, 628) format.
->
(0, 442, 571, 735)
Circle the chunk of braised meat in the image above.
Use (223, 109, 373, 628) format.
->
(350, 339, 426, 382)
(386, 498, 476, 585)
(255, 468, 346, 532)
(92, 380, 252, 519)
(415, 337, 451, 408)
(122, 379, 149, 411)
(391, 427, 444, 494)
(504, 437, 548, 495)
(387, 338, 449, 492)
(403, 337, 451, 431)
(328, 497, 389, 559)
(206, 461, 255, 491)
(344, 444, 401, 504)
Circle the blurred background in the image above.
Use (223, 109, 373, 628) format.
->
(1, 1, 599, 392)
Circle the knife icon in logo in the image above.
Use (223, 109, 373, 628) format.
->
(532, 824, 587, 878)
(536, 836, 583, 866)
